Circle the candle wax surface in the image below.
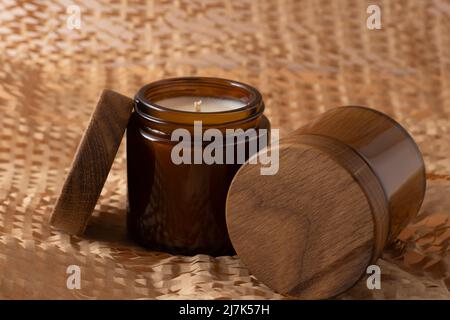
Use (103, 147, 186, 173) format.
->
(155, 96, 246, 112)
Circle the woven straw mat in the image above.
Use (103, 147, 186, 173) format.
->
(0, 0, 449, 299)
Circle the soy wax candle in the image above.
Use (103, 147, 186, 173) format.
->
(127, 77, 270, 256)
(155, 96, 246, 112)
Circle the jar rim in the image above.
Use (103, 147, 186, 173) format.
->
(134, 77, 264, 126)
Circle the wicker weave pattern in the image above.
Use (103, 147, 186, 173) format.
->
(0, 0, 449, 299)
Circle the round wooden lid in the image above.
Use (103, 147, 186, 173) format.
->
(226, 135, 389, 299)
(50, 90, 134, 235)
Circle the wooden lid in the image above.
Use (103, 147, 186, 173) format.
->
(50, 89, 134, 235)
(226, 134, 389, 299)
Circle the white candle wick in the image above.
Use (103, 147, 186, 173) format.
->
(155, 96, 245, 112)
(194, 100, 202, 112)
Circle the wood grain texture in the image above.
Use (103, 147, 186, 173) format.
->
(296, 106, 426, 241)
(50, 90, 134, 235)
(226, 106, 426, 299)
(293, 134, 390, 264)
(226, 142, 379, 299)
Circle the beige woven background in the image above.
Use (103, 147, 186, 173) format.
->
(0, 0, 449, 299)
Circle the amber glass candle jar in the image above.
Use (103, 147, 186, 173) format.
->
(127, 77, 269, 256)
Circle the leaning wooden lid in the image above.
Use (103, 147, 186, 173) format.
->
(226, 133, 390, 299)
(50, 90, 134, 235)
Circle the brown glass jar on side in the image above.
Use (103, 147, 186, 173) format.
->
(127, 77, 269, 256)
(294, 106, 427, 243)
(226, 106, 426, 299)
